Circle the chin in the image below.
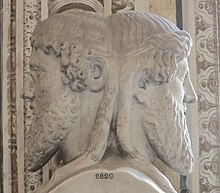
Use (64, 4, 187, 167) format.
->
(142, 105, 194, 174)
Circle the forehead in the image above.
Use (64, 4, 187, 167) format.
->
(31, 11, 111, 55)
(29, 48, 59, 67)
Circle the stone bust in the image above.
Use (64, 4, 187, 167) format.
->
(21, 10, 197, 193)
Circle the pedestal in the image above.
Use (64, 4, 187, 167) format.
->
(40, 155, 165, 193)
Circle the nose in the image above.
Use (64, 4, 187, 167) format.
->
(183, 76, 197, 104)
(20, 74, 36, 100)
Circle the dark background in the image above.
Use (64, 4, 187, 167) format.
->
(176, 0, 183, 29)
(0, 0, 3, 192)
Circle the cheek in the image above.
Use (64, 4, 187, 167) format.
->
(38, 73, 62, 91)
(35, 75, 49, 96)
(134, 86, 166, 110)
(34, 77, 54, 103)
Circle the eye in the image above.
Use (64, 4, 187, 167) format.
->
(179, 74, 185, 81)
(178, 71, 188, 82)
(32, 67, 40, 76)
(136, 70, 165, 90)
(30, 65, 45, 77)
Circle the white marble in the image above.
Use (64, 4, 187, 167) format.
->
(41, 155, 164, 193)
(21, 10, 197, 193)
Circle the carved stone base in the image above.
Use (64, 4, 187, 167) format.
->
(39, 155, 164, 193)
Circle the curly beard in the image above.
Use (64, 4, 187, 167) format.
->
(142, 91, 194, 175)
(25, 92, 79, 172)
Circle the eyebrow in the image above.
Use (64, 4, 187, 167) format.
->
(29, 62, 47, 73)
(29, 62, 39, 69)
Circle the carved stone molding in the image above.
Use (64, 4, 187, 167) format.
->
(0, 1, 3, 192)
(49, 0, 104, 15)
(24, 1, 42, 192)
(9, 0, 18, 192)
(1, 0, 19, 192)
(195, 0, 220, 192)
(112, 0, 135, 13)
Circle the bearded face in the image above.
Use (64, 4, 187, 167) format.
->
(25, 91, 79, 171)
(133, 59, 196, 175)
(22, 47, 105, 172)
(22, 48, 79, 171)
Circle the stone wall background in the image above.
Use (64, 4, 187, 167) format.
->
(1, 0, 219, 193)
(149, 0, 176, 24)
(195, 0, 220, 192)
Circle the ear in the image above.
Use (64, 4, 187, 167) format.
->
(88, 57, 105, 92)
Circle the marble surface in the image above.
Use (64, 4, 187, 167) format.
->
(42, 155, 165, 193)
(21, 10, 197, 193)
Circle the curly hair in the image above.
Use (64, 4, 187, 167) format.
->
(31, 10, 109, 92)
(111, 11, 192, 84)
(31, 10, 192, 89)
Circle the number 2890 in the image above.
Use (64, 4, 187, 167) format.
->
(95, 173, 114, 179)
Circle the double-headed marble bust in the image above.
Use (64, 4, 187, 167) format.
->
(21, 10, 197, 193)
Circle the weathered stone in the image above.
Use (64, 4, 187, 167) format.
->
(21, 10, 197, 193)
